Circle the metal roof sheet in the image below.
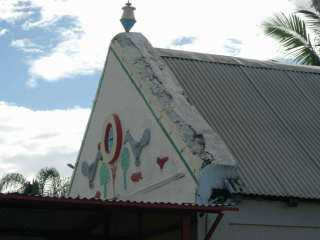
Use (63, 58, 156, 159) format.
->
(0, 194, 237, 239)
(0, 193, 236, 212)
(158, 48, 320, 200)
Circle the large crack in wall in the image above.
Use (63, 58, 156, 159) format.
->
(112, 33, 237, 170)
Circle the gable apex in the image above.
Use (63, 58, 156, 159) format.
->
(110, 32, 237, 170)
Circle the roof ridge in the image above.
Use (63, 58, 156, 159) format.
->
(156, 48, 320, 75)
(162, 52, 320, 200)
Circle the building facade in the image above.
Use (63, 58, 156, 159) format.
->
(70, 32, 320, 239)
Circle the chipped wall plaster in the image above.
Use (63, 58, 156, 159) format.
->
(70, 49, 195, 201)
(111, 33, 237, 170)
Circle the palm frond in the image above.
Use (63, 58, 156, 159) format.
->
(0, 173, 27, 193)
(312, 0, 320, 14)
(262, 13, 320, 65)
(55, 177, 70, 197)
(23, 180, 40, 195)
(36, 167, 60, 195)
(297, 10, 320, 35)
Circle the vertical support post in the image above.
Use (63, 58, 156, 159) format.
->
(137, 213, 143, 240)
(104, 214, 110, 240)
(204, 213, 224, 240)
(181, 215, 191, 240)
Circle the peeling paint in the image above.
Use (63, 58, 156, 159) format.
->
(111, 33, 237, 174)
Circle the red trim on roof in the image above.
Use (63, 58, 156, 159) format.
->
(0, 194, 238, 213)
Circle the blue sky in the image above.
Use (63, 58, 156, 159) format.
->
(0, 0, 309, 179)
(0, 11, 100, 110)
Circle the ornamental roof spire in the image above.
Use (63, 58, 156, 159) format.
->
(120, 1, 136, 32)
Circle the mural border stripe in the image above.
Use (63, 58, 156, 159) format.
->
(110, 47, 198, 184)
(69, 50, 112, 194)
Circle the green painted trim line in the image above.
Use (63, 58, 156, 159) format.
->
(68, 50, 112, 195)
(111, 47, 198, 184)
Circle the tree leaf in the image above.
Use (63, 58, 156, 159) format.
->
(0, 173, 26, 193)
(311, 0, 320, 14)
(262, 13, 320, 65)
(36, 167, 60, 195)
(298, 10, 320, 34)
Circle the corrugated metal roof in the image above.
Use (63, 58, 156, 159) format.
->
(0, 194, 237, 239)
(0, 193, 237, 212)
(158, 48, 320, 200)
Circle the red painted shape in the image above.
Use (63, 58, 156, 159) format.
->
(131, 172, 143, 182)
(108, 114, 123, 165)
(95, 191, 101, 199)
(157, 156, 169, 170)
(104, 123, 112, 153)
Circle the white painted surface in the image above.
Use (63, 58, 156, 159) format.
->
(70, 50, 196, 202)
(69, 32, 320, 240)
(124, 171, 195, 203)
(198, 199, 320, 240)
(112, 33, 236, 174)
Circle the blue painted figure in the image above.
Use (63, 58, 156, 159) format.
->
(81, 143, 103, 188)
(124, 128, 151, 167)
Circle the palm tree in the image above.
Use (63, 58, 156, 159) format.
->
(0, 167, 70, 197)
(312, 0, 320, 13)
(262, 3, 320, 65)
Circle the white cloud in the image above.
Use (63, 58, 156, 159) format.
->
(11, 38, 43, 53)
(0, 28, 8, 36)
(223, 38, 242, 56)
(0, 101, 90, 179)
(2, 0, 298, 83)
(0, 0, 310, 182)
(290, 0, 312, 9)
(28, 28, 99, 81)
(172, 36, 197, 46)
(0, 0, 33, 23)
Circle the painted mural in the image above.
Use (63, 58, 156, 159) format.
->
(99, 161, 110, 198)
(80, 111, 180, 200)
(124, 128, 151, 167)
(124, 128, 150, 185)
(157, 156, 169, 170)
(101, 113, 123, 197)
(70, 51, 193, 203)
(120, 147, 130, 190)
(81, 143, 103, 188)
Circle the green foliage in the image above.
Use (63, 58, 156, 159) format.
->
(297, 10, 320, 36)
(263, 12, 320, 65)
(0, 168, 70, 197)
(23, 180, 40, 196)
(0, 173, 26, 193)
(36, 167, 60, 195)
(312, 0, 320, 14)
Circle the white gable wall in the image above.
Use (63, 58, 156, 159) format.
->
(70, 49, 196, 202)
(70, 32, 236, 203)
(69, 32, 320, 239)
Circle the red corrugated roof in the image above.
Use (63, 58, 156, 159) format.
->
(0, 193, 238, 213)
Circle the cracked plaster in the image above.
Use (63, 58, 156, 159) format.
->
(111, 33, 237, 173)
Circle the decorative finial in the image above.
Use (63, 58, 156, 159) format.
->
(120, 1, 136, 32)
